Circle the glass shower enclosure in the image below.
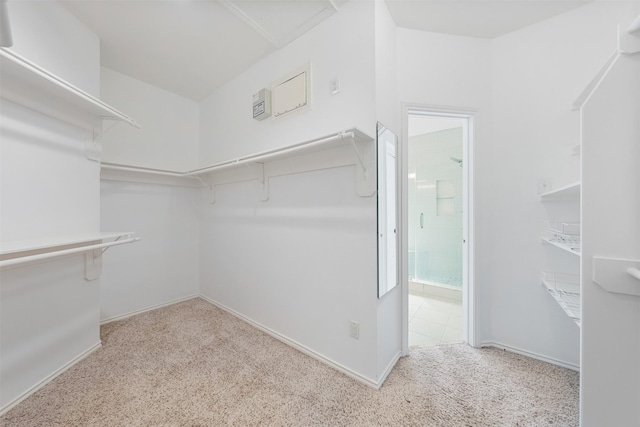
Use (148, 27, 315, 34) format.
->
(408, 119, 464, 289)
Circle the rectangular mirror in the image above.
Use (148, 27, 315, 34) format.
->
(377, 122, 398, 298)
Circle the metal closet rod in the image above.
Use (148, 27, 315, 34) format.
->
(102, 130, 361, 177)
(0, 237, 140, 268)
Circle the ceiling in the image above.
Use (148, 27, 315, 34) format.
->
(59, 0, 590, 102)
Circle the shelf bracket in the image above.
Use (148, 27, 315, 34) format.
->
(85, 248, 103, 281)
(593, 256, 640, 296)
(256, 163, 269, 202)
(349, 137, 376, 197)
(208, 162, 264, 204)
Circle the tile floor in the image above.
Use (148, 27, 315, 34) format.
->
(409, 287, 463, 347)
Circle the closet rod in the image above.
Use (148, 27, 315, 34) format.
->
(0, 237, 139, 268)
(184, 130, 356, 176)
(101, 163, 193, 178)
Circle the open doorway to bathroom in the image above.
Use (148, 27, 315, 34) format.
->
(406, 108, 473, 348)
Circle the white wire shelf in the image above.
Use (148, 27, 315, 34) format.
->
(0, 48, 140, 132)
(541, 236, 581, 255)
(541, 271, 581, 326)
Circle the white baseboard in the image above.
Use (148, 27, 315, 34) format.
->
(198, 294, 383, 389)
(377, 351, 402, 388)
(0, 341, 102, 417)
(100, 294, 199, 325)
(481, 340, 580, 372)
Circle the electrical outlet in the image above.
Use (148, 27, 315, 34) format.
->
(330, 76, 340, 95)
(349, 320, 359, 339)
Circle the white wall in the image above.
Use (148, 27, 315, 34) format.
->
(396, 29, 492, 345)
(375, 0, 398, 135)
(196, 1, 385, 384)
(7, 0, 100, 97)
(100, 181, 200, 322)
(198, 0, 376, 166)
(100, 67, 199, 171)
(581, 50, 640, 427)
(0, 1, 102, 412)
(99, 65, 201, 321)
(488, 1, 640, 368)
(199, 164, 379, 381)
(374, 0, 402, 383)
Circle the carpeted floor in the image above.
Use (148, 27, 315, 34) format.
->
(1, 298, 579, 426)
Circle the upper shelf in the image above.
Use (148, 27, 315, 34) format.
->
(540, 181, 581, 201)
(0, 48, 140, 132)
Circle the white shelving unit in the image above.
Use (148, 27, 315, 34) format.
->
(540, 184, 581, 325)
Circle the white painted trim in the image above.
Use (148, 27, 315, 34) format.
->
(377, 351, 402, 387)
(100, 294, 200, 325)
(0, 341, 102, 416)
(198, 294, 382, 389)
(481, 341, 580, 372)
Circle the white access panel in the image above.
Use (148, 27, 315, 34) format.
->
(272, 65, 310, 118)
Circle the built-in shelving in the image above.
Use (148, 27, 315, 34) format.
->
(539, 183, 581, 324)
(541, 272, 581, 326)
(0, 232, 139, 269)
(101, 128, 376, 199)
(0, 48, 140, 133)
(539, 181, 581, 201)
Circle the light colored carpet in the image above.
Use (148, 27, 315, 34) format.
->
(1, 298, 579, 426)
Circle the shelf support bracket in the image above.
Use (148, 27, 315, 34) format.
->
(256, 163, 269, 202)
(85, 248, 103, 281)
(350, 137, 376, 197)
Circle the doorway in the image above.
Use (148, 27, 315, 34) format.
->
(403, 106, 475, 349)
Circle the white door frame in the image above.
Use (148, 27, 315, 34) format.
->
(400, 103, 478, 355)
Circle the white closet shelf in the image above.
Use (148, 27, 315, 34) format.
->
(0, 232, 139, 269)
(541, 272, 581, 327)
(101, 128, 376, 199)
(0, 48, 140, 132)
(539, 181, 581, 201)
(541, 236, 581, 256)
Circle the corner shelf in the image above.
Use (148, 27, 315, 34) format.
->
(541, 272, 581, 326)
(539, 181, 581, 201)
(0, 48, 140, 134)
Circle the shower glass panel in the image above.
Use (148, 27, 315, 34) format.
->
(408, 121, 463, 288)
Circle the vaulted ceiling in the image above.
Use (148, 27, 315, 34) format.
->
(59, 0, 590, 101)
